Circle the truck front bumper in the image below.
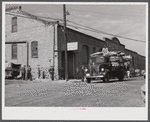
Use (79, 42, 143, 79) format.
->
(85, 74, 104, 78)
(85, 72, 105, 78)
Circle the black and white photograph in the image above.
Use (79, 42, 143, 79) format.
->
(2, 2, 148, 120)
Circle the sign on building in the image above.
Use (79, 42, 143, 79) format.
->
(67, 42, 78, 51)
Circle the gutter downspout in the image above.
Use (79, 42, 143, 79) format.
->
(26, 41, 29, 67)
(53, 24, 55, 68)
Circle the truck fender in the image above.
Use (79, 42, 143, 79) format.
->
(104, 69, 110, 77)
(105, 69, 110, 74)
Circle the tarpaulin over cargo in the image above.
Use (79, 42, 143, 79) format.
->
(123, 55, 132, 61)
(90, 51, 131, 59)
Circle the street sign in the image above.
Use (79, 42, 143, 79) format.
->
(67, 42, 78, 51)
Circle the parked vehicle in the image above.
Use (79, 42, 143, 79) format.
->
(85, 51, 131, 83)
(5, 62, 21, 79)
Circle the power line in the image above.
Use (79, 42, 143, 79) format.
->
(66, 14, 145, 43)
(64, 23, 145, 43)
(6, 11, 145, 43)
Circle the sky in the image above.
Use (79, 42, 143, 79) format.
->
(6, 3, 147, 56)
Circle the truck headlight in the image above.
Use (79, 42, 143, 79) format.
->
(101, 68, 104, 71)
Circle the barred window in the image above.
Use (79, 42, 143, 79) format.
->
(12, 44, 17, 59)
(99, 48, 102, 52)
(31, 41, 38, 58)
(132, 57, 134, 66)
(93, 47, 96, 53)
(12, 17, 17, 33)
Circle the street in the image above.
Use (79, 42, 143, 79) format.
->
(5, 77, 145, 107)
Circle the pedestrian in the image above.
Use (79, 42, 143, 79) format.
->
(49, 66, 54, 80)
(27, 65, 32, 81)
(76, 66, 79, 79)
(59, 67, 64, 80)
(21, 65, 26, 80)
(38, 66, 41, 79)
(84, 66, 88, 73)
(81, 65, 85, 82)
(127, 70, 130, 79)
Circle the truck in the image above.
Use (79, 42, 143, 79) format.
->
(84, 51, 131, 83)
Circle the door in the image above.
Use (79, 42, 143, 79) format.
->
(68, 51, 75, 79)
(61, 51, 75, 79)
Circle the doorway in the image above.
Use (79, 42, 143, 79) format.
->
(61, 51, 75, 79)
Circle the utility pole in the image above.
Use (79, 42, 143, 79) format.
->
(63, 4, 68, 81)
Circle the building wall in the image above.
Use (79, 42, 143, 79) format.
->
(57, 24, 145, 78)
(5, 14, 58, 79)
(138, 54, 145, 70)
(57, 25, 105, 78)
(125, 49, 139, 69)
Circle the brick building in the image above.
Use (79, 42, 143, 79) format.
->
(5, 10, 59, 79)
(57, 25, 105, 78)
(5, 9, 145, 80)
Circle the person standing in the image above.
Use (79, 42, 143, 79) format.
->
(59, 67, 64, 80)
(38, 66, 41, 79)
(27, 65, 32, 81)
(49, 66, 54, 80)
(81, 65, 85, 82)
(127, 70, 130, 79)
(21, 65, 26, 80)
(76, 66, 79, 79)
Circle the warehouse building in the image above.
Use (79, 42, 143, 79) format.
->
(5, 8, 145, 80)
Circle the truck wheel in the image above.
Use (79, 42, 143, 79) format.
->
(119, 72, 124, 81)
(103, 74, 109, 83)
(86, 78, 91, 83)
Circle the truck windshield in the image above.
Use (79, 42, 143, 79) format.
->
(96, 56, 105, 63)
(110, 56, 119, 62)
(90, 56, 105, 64)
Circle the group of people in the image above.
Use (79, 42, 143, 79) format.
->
(37, 66, 55, 80)
(21, 65, 32, 81)
(73, 65, 88, 82)
(59, 65, 88, 81)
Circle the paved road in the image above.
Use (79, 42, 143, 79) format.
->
(5, 77, 145, 107)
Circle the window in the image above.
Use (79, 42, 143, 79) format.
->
(132, 57, 134, 66)
(93, 47, 96, 53)
(12, 17, 17, 33)
(12, 44, 17, 59)
(99, 48, 102, 52)
(31, 41, 38, 58)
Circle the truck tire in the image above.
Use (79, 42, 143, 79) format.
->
(119, 72, 124, 81)
(103, 74, 109, 83)
(86, 78, 91, 83)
